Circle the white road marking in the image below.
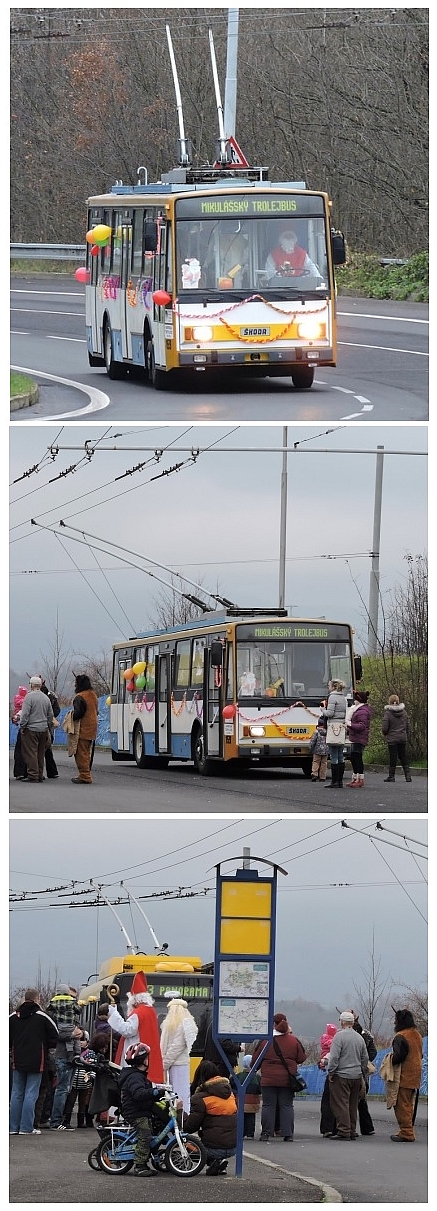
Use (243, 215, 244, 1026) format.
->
(11, 365, 110, 417)
(338, 340, 427, 357)
(11, 309, 82, 317)
(338, 309, 428, 325)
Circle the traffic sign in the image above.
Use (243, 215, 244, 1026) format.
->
(214, 135, 250, 169)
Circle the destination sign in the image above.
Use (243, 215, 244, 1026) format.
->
(176, 193, 325, 219)
(236, 623, 351, 642)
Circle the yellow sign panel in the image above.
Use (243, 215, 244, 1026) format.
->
(220, 916, 271, 955)
(221, 881, 272, 918)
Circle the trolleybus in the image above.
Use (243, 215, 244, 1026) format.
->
(109, 608, 362, 777)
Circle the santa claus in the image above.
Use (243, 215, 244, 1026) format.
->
(107, 971, 164, 1083)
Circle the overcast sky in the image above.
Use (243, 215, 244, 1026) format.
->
(9, 423, 427, 679)
(9, 814, 427, 1009)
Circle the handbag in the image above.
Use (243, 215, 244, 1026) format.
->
(272, 1038, 307, 1094)
(326, 719, 346, 745)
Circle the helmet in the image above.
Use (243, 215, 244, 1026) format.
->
(125, 1042, 150, 1067)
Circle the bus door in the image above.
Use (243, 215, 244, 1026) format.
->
(114, 654, 131, 754)
(156, 653, 171, 754)
(89, 207, 105, 354)
(120, 222, 133, 358)
(203, 641, 224, 759)
(153, 219, 169, 368)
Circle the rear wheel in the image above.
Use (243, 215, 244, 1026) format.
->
(164, 1134, 206, 1176)
(291, 366, 314, 389)
(193, 728, 214, 776)
(301, 761, 312, 779)
(133, 725, 169, 769)
(104, 319, 124, 379)
(147, 340, 167, 390)
(95, 1138, 134, 1175)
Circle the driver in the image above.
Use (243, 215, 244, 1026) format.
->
(265, 227, 321, 280)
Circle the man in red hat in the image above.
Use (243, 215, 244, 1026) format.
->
(107, 973, 163, 1083)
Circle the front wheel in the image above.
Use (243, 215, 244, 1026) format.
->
(164, 1134, 207, 1176)
(95, 1138, 134, 1175)
(291, 366, 315, 389)
(147, 340, 167, 390)
(87, 1146, 102, 1171)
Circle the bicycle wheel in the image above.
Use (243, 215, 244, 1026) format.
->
(95, 1136, 134, 1175)
(164, 1134, 206, 1175)
(87, 1146, 102, 1171)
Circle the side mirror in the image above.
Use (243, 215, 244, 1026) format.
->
(210, 641, 223, 668)
(144, 221, 158, 252)
(354, 655, 363, 681)
(331, 230, 346, 266)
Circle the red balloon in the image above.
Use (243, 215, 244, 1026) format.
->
(152, 289, 172, 307)
(126, 679, 135, 693)
(91, 244, 100, 257)
(75, 266, 90, 283)
(222, 704, 236, 719)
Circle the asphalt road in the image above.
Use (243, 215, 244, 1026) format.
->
(9, 1098, 427, 1204)
(11, 278, 428, 421)
(9, 748, 427, 814)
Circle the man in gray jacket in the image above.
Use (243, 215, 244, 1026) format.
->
(19, 676, 53, 782)
(327, 1011, 369, 1139)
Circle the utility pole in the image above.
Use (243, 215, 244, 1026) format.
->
(367, 445, 384, 655)
(224, 8, 239, 137)
(278, 427, 288, 609)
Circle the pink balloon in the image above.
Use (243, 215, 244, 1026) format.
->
(222, 704, 236, 719)
(75, 266, 90, 283)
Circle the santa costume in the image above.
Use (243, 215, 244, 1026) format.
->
(108, 971, 164, 1083)
(160, 991, 198, 1113)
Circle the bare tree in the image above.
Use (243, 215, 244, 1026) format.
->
(150, 573, 217, 630)
(391, 984, 428, 1036)
(352, 930, 392, 1036)
(39, 611, 74, 703)
(73, 649, 112, 696)
(9, 960, 61, 1012)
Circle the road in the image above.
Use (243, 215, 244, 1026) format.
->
(11, 278, 428, 421)
(9, 749, 427, 814)
(9, 1098, 427, 1204)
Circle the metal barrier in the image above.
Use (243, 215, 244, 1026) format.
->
(10, 243, 84, 262)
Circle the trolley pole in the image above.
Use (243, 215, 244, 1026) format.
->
(224, 8, 239, 137)
(367, 445, 384, 655)
(278, 427, 288, 609)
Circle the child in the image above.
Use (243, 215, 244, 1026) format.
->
(235, 1054, 261, 1139)
(117, 1042, 162, 1176)
(309, 717, 328, 782)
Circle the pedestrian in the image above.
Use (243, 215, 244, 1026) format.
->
(318, 1023, 338, 1136)
(382, 694, 412, 783)
(108, 971, 164, 1083)
(70, 673, 99, 784)
(118, 1042, 163, 1176)
(18, 675, 53, 783)
(327, 1010, 369, 1140)
(235, 1053, 261, 1138)
(92, 1002, 121, 1060)
(159, 991, 198, 1113)
(309, 716, 329, 782)
(61, 1032, 95, 1129)
(350, 1011, 377, 1134)
(11, 686, 28, 778)
(251, 1012, 306, 1142)
(45, 983, 83, 1130)
(40, 677, 61, 778)
(33, 1049, 56, 1130)
(184, 1059, 237, 1175)
(390, 1008, 423, 1142)
(10, 988, 59, 1135)
(346, 691, 372, 787)
(191, 1020, 240, 1094)
(321, 679, 347, 789)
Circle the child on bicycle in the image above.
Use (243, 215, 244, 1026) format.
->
(117, 1042, 162, 1176)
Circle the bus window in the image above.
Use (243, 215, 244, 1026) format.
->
(174, 640, 191, 689)
(165, 226, 173, 293)
(145, 645, 157, 692)
(132, 208, 144, 278)
(191, 638, 206, 687)
(226, 644, 234, 698)
(111, 211, 123, 278)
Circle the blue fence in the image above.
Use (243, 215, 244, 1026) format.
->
(299, 1037, 427, 1096)
(10, 697, 111, 749)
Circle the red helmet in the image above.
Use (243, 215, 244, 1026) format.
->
(125, 1042, 150, 1067)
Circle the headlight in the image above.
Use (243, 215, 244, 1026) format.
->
(249, 725, 265, 738)
(297, 319, 325, 340)
(192, 325, 213, 343)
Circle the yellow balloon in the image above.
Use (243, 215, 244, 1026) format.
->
(106, 696, 111, 707)
(86, 224, 112, 245)
(132, 661, 146, 675)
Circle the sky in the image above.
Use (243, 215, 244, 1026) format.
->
(9, 814, 428, 1012)
(9, 422, 427, 682)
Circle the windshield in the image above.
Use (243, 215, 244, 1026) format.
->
(236, 640, 353, 701)
(176, 214, 329, 295)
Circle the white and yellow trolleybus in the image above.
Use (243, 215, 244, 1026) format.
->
(84, 163, 346, 391)
(109, 608, 361, 776)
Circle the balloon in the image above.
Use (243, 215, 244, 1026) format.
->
(222, 704, 236, 719)
(135, 675, 146, 690)
(123, 667, 135, 680)
(106, 696, 111, 707)
(152, 289, 172, 307)
(126, 679, 135, 693)
(86, 224, 112, 245)
(90, 244, 100, 257)
(132, 661, 146, 675)
(74, 266, 90, 283)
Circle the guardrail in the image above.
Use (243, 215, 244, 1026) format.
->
(10, 243, 84, 262)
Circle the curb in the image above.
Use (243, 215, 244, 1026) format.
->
(11, 384, 39, 411)
(243, 1149, 342, 1202)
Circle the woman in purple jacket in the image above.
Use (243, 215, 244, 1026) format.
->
(346, 691, 372, 787)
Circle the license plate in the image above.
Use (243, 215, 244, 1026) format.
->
(244, 352, 269, 363)
(240, 327, 270, 337)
